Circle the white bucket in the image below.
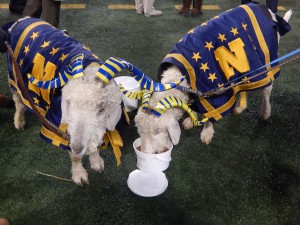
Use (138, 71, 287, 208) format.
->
(114, 76, 140, 112)
(133, 138, 173, 173)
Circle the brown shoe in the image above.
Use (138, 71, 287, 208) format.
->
(192, 0, 203, 17)
(179, 0, 192, 17)
(191, 8, 203, 17)
(0, 94, 13, 108)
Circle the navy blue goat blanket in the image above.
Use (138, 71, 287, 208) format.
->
(5, 18, 103, 149)
(159, 3, 291, 122)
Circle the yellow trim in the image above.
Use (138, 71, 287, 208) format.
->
(9, 79, 46, 116)
(239, 92, 247, 109)
(41, 126, 69, 147)
(165, 54, 197, 89)
(240, 5, 271, 72)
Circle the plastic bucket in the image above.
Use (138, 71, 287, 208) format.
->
(114, 76, 140, 112)
(133, 138, 173, 173)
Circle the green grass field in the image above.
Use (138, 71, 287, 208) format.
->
(0, 0, 299, 224)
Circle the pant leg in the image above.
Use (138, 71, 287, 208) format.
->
(180, 0, 192, 13)
(41, 0, 61, 28)
(143, 0, 153, 14)
(22, 0, 42, 18)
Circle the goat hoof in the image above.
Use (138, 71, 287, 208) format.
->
(200, 131, 214, 145)
(90, 156, 104, 173)
(14, 121, 25, 130)
(260, 112, 271, 120)
(233, 106, 244, 115)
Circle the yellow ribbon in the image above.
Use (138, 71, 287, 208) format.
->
(101, 129, 123, 166)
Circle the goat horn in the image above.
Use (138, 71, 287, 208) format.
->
(151, 96, 208, 126)
(96, 57, 184, 91)
(27, 54, 84, 89)
(117, 86, 153, 110)
(118, 84, 144, 100)
(141, 90, 153, 110)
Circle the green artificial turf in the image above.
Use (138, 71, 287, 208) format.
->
(0, 0, 299, 224)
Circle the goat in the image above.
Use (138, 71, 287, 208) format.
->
(134, 3, 292, 153)
(4, 17, 178, 185)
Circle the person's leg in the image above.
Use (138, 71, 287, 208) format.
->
(41, 0, 61, 28)
(179, 0, 192, 17)
(22, 0, 42, 18)
(191, 0, 203, 17)
(0, 94, 13, 108)
(135, 0, 144, 14)
(144, 0, 162, 17)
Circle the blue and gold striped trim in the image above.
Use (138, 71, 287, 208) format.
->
(97, 57, 184, 91)
(28, 54, 84, 89)
(151, 96, 208, 126)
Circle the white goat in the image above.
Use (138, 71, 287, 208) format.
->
(5, 18, 139, 185)
(135, 3, 292, 154)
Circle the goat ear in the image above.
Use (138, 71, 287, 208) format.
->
(167, 119, 181, 145)
(106, 105, 122, 131)
(61, 97, 68, 124)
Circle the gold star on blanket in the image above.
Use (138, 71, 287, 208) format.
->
(205, 42, 214, 51)
(30, 31, 39, 40)
(242, 76, 250, 83)
(33, 97, 39, 104)
(200, 63, 209, 72)
(218, 33, 227, 42)
(19, 58, 23, 67)
(218, 83, 224, 88)
(50, 47, 59, 56)
(192, 52, 201, 62)
(24, 45, 30, 54)
(242, 23, 247, 31)
(230, 27, 239, 36)
(188, 28, 195, 34)
(208, 73, 217, 82)
(59, 53, 68, 62)
(41, 41, 50, 49)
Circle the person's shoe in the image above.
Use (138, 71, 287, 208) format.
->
(136, 9, 144, 14)
(191, 8, 203, 17)
(178, 7, 190, 18)
(144, 8, 162, 17)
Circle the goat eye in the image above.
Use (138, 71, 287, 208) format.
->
(98, 107, 105, 113)
(154, 129, 160, 135)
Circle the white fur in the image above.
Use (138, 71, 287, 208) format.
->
(12, 66, 122, 185)
(135, 9, 292, 154)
